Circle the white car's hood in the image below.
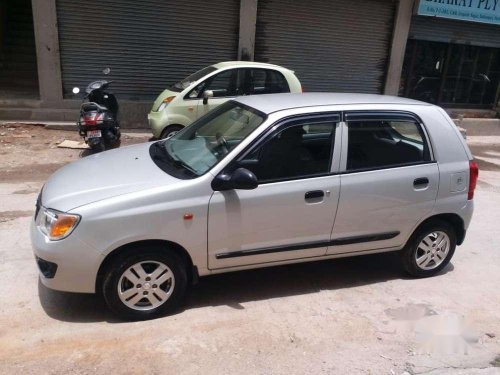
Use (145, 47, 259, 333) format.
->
(41, 142, 179, 212)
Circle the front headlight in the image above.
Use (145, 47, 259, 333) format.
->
(157, 96, 176, 112)
(36, 207, 81, 241)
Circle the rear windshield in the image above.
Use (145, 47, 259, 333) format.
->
(170, 66, 217, 91)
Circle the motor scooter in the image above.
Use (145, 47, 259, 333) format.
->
(73, 68, 120, 152)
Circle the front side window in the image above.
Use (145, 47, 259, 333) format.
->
(150, 101, 265, 178)
(346, 118, 430, 171)
(188, 69, 246, 99)
(170, 66, 217, 92)
(237, 119, 336, 182)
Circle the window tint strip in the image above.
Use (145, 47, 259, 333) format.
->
(345, 112, 422, 122)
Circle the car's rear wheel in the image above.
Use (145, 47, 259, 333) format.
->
(401, 220, 456, 277)
(160, 124, 184, 139)
(102, 250, 187, 320)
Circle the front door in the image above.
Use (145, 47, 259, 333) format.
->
(328, 112, 439, 255)
(197, 68, 244, 118)
(208, 114, 341, 269)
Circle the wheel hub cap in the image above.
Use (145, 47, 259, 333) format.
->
(415, 231, 451, 271)
(117, 260, 175, 311)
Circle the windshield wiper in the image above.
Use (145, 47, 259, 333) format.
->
(165, 142, 197, 175)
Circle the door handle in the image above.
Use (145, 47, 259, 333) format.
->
(414, 177, 429, 188)
(305, 190, 324, 200)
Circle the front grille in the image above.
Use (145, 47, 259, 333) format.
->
(36, 256, 58, 278)
(35, 191, 41, 219)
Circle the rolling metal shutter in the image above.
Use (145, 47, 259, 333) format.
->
(56, 0, 239, 100)
(255, 0, 396, 93)
(409, 16, 500, 49)
(0, 0, 39, 99)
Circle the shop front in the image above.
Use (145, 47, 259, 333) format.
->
(255, 0, 396, 93)
(401, 0, 500, 109)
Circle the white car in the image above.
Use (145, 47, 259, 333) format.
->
(32, 93, 477, 320)
(147, 61, 302, 139)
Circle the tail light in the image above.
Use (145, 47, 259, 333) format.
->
(301, 85, 304, 93)
(82, 112, 104, 125)
(468, 160, 479, 200)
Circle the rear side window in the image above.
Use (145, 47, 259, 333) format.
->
(346, 118, 431, 171)
(247, 69, 290, 95)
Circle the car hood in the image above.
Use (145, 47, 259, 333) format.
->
(41, 142, 179, 212)
(152, 88, 181, 111)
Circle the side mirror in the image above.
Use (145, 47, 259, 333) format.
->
(203, 90, 214, 105)
(211, 168, 258, 191)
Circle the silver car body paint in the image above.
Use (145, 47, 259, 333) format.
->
(31, 93, 474, 293)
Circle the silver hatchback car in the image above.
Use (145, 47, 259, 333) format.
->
(31, 93, 477, 320)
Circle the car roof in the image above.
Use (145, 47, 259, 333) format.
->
(233, 93, 432, 115)
(213, 61, 293, 72)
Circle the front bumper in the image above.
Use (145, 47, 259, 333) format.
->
(30, 219, 101, 293)
(147, 110, 169, 139)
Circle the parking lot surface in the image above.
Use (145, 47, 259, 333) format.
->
(0, 124, 499, 374)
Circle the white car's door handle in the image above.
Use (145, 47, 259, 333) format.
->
(305, 190, 324, 200)
(414, 177, 429, 188)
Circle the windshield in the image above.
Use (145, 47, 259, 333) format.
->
(170, 66, 217, 91)
(151, 101, 265, 178)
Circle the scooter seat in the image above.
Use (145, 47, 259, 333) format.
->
(82, 102, 109, 112)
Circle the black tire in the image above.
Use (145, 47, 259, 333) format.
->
(401, 220, 457, 278)
(160, 124, 184, 139)
(102, 248, 188, 320)
(90, 141, 105, 152)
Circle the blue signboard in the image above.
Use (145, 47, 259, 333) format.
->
(417, 0, 500, 25)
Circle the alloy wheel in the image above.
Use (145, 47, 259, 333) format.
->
(117, 261, 175, 311)
(415, 231, 451, 271)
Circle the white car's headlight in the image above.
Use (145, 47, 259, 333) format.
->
(36, 207, 81, 241)
(157, 96, 176, 112)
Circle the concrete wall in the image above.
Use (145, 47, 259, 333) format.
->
(384, 0, 414, 96)
(238, 0, 258, 61)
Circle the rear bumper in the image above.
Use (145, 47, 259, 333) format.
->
(457, 199, 474, 245)
(457, 229, 467, 246)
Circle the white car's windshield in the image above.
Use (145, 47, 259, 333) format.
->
(170, 66, 217, 91)
(153, 102, 265, 178)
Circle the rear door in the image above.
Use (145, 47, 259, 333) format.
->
(328, 111, 439, 254)
(208, 114, 342, 269)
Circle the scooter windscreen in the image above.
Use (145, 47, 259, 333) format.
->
(85, 80, 111, 94)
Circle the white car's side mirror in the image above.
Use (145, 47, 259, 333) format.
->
(203, 90, 214, 105)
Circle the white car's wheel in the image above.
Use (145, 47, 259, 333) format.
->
(160, 125, 184, 140)
(103, 249, 187, 320)
(401, 220, 456, 278)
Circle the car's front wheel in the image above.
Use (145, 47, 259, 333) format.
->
(401, 220, 456, 278)
(160, 124, 184, 139)
(102, 250, 187, 320)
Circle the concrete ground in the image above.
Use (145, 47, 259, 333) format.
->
(0, 124, 499, 375)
